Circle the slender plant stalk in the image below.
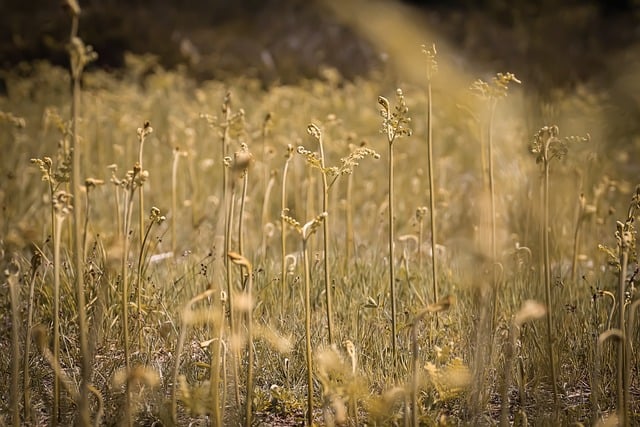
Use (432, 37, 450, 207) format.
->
(220, 92, 231, 291)
(423, 44, 439, 306)
(53, 211, 66, 426)
(228, 252, 254, 427)
(303, 239, 314, 426)
(281, 145, 294, 310)
(315, 127, 335, 345)
(209, 294, 225, 427)
(487, 99, 499, 331)
(225, 176, 241, 408)
(261, 170, 276, 262)
(68, 3, 93, 423)
(171, 147, 185, 256)
(23, 252, 41, 423)
(571, 194, 586, 282)
(378, 91, 411, 368)
(238, 169, 248, 257)
(542, 148, 559, 406)
(388, 135, 398, 365)
(345, 171, 354, 274)
(617, 243, 628, 425)
(7, 260, 20, 427)
(282, 212, 325, 426)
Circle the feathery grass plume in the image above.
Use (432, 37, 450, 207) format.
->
(171, 147, 188, 255)
(378, 88, 412, 367)
(422, 43, 441, 309)
(228, 251, 255, 427)
(283, 211, 327, 426)
(66, 1, 97, 423)
(52, 190, 73, 424)
(280, 144, 295, 312)
(500, 300, 546, 427)
(529, 125, 589, 409)
(410, 295, 454, 426)
(22, 251, 41, 424)
(135, 207, 166, 350)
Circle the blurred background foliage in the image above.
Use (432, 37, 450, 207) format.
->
(0, 0, 638, 90)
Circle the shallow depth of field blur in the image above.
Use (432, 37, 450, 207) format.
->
(1, 0, 640, 425)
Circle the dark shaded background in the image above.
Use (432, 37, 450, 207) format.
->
(0, 0, 638, 89)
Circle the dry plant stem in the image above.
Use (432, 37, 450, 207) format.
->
(228, 252, 254, 427)
(23, 254, 40, 423)
(541, 145, 559, 407)
(626, 298, 640, 423)
(225, 180, 241, 407)
(239, 170, 248, 257)
(388, 135, 398, 366)
(571, 195, 585, 282)
(346, 172, 354, 273)
(261, 171, 276, 261)
(303, 239, 314, 426)
(171, 148, 181, 255)
(500, 323, 517, 427)
(617, 245, 628, 424)
(317, 132, 335, 345)
(281, 147, 293, 310)
(69, 23, 91, 427)
(425, 58, 438, 307)
(594, 329, 625, 422)
(53, 214, 66, 425)
(7, 263, 20, 427)
(220, 92, 231, 292)
(136, 213, 157, 351)
(209, 301, 224, 427)
(487, 100, 498, 332)
(121, 167, 138, 426)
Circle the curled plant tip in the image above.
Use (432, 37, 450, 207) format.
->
(84, 177, 105, 188)
(3, 258, 20, 277)
(149, 206, 166, 224)
(53, 191, 74, 217)
(228, 251, 251, 268)
(307, 123, 322, 140)
(514, 300, 546, 326)
(530, 125, 589, 164)
(137, 121, 153, 140)
(64, 0, 81, 15)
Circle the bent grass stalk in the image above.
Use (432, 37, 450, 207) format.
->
(378, 89, 412, 367)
